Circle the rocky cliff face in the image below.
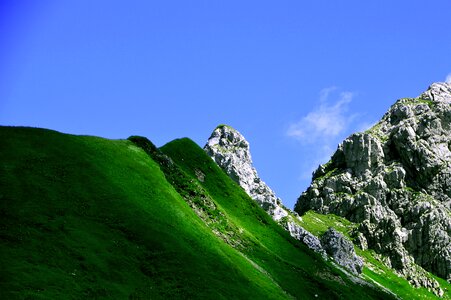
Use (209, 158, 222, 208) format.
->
(204, 125, 364, 275)
(295, 82, 451, 293)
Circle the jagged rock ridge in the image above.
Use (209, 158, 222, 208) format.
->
(295, 82, 451, 295)
(204, 125, 363, 275)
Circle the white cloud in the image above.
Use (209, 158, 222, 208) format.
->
(287, 88, 355, 143)
(288, 87, 361, 187)
(446, 73, 451, 84)
(319, 86, 337, 102)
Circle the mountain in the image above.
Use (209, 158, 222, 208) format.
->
(203, 119, 450, 299)
(0, 126, 393, 299)
(295, 82, 451, 296)
(1, 83, 449, 299)
(204, 125, 363, 275)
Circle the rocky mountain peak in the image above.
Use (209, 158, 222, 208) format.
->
(295, 82, 450, 295)
(420, 82, 451, 103)
(204, 125, 289, 221)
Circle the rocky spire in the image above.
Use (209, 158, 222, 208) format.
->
(204, 125, 289, 220)
(295, 82, 451, 295)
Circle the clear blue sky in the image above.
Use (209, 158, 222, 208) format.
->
(1, 1, 451, 209)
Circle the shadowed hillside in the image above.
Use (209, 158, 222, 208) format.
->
(0, 126, 394, 299)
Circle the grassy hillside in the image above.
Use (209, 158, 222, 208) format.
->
(0, 126, 393, 299)
(159, 138, 393, 299)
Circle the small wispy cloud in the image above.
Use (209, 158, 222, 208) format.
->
(288, 87, 368, 189)
(287, 88, 356, 143)
(446, 73, 451, 84)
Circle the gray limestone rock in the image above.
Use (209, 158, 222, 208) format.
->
(320, 228, 363, 275)
(295, 82, 451, 294)
(204, 125, 289, 221)
(283, 219, 325, 255)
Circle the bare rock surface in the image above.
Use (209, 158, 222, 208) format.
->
(321, 228, 363, 275)
(204, 125, 289, 221)
(295, 82, 451, 294)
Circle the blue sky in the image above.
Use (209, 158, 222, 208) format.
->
(1, 1, 451, 209)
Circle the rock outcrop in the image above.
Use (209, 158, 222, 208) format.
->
(204, 125, 365, 275)
(204, 125, 289, 221)
(283, 220, 324, 253)
(321, 228, 363, 275)
(295, 82, 451, 294)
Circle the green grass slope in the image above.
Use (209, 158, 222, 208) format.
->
(0, 126, 393, 299)
(0, 127, 290, 299)
(160, 138, 394, 299)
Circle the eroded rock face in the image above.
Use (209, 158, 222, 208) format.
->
(295, 82, 451, 293)
(321, 228, 363, 275)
